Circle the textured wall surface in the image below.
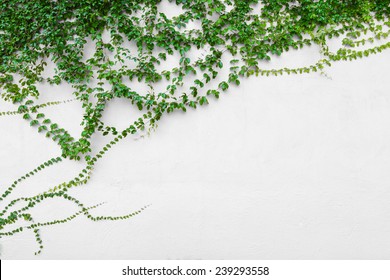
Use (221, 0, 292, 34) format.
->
(1, 43, 390, 259)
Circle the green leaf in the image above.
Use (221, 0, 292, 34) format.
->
(199, 96, 209, 106)
(219, 82, 229, 91)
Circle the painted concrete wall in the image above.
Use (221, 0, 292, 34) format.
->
(1, 23, 390, 259)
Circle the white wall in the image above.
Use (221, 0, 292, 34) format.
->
(1, 40, 390, 259)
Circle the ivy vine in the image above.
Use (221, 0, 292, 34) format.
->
(1, 0, 389, 255)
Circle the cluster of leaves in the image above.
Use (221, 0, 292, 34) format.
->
(0, 0, 389, 255)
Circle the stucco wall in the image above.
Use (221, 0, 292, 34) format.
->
(1, 36, 390, 259)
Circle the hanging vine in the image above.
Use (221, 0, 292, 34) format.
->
(1, 0, 389, 255)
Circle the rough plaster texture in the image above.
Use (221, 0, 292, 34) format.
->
(1, 37, 390, 259)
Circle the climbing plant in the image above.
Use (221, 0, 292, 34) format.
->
(1, 0, 389, 255)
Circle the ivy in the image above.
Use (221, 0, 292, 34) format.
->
(1, 0, 390, 255)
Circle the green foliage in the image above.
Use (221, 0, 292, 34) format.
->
(1, 0, 389, 255)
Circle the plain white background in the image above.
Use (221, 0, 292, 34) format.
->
(1, 12, 390, 258)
